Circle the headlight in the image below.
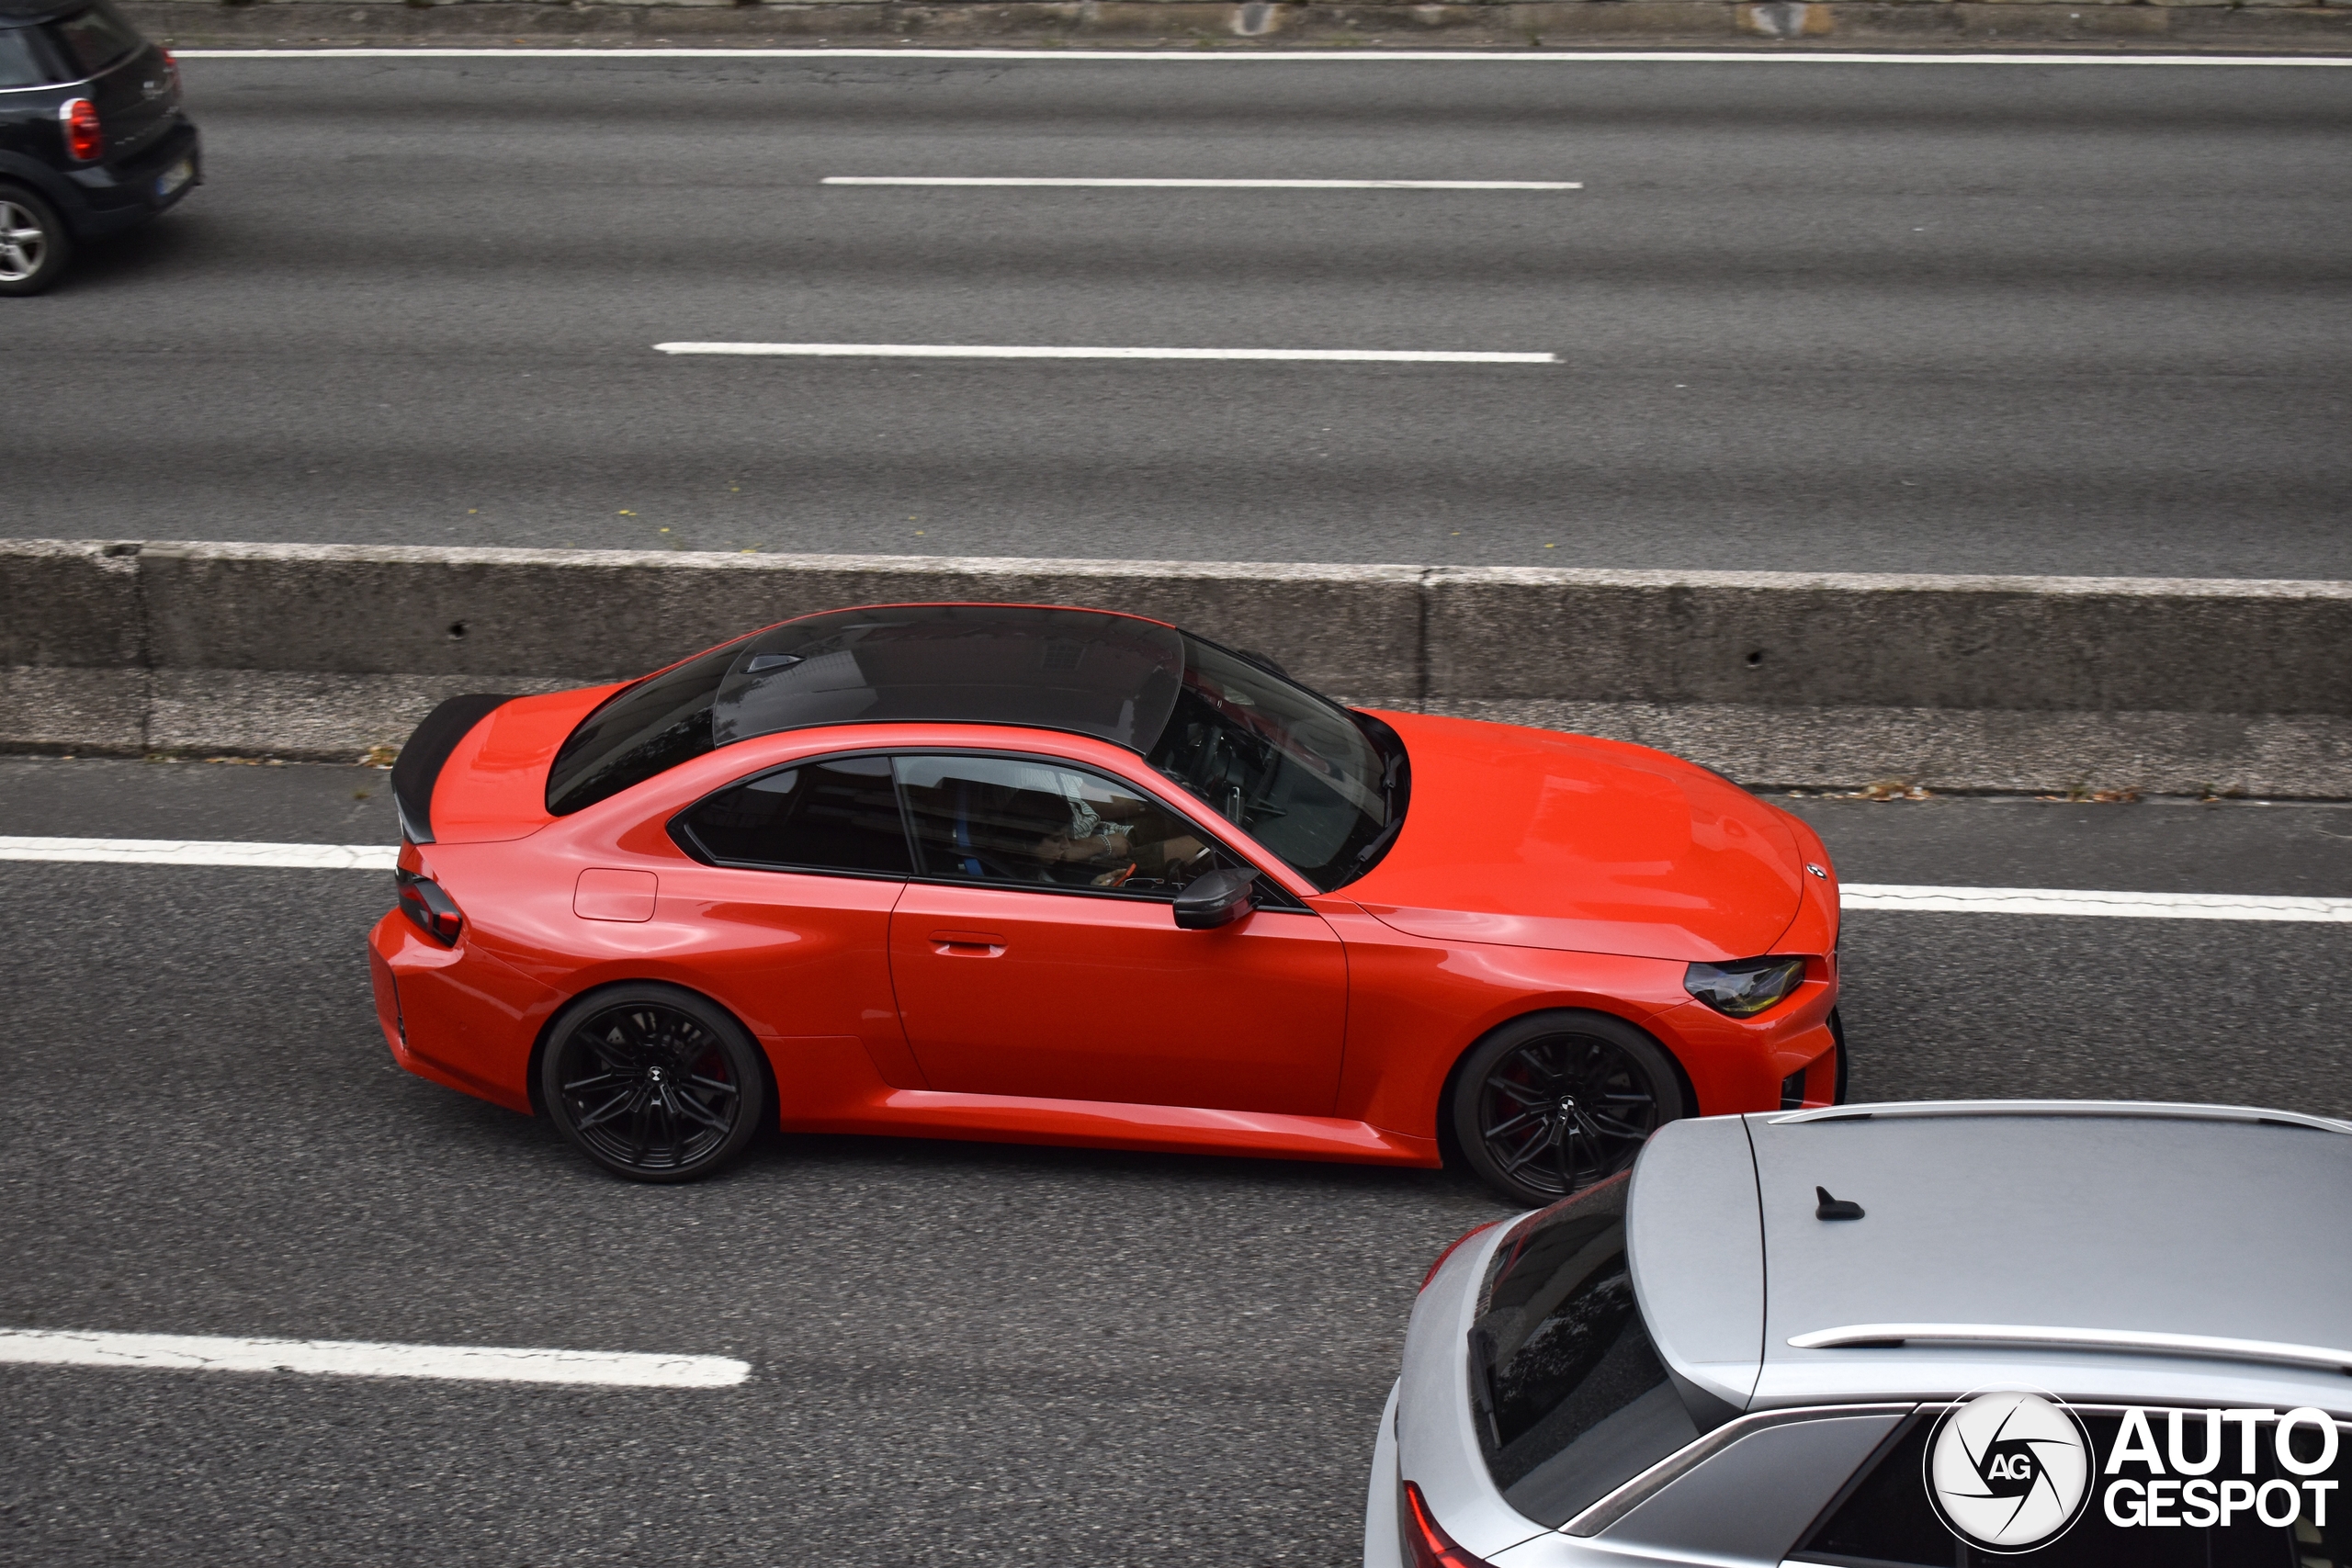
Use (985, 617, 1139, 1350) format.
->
(1684, 955, 1807, 1018)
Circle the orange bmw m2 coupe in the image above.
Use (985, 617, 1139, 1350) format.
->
(368, 603, 1843, 1203)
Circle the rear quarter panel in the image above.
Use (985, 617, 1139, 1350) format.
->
(368, 897, 551, 1112)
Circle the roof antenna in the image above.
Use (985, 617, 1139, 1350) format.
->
(1815, 1187, 1866, 1221)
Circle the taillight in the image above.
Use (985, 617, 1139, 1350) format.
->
(1419, 1221, 1499, 1291)
(1398, 1482, 1492, 1568)
(163, 49, 179, 88)
(61, 98, 102, 163)
(397, 870, 464, 944)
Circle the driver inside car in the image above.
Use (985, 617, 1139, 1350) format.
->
(1001, 782, 1208, 890)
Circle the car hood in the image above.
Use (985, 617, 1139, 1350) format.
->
(1342, 713, 1808, 963)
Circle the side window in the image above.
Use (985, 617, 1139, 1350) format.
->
(672, 755, 911, 875)
(894, 753, 1244, 897)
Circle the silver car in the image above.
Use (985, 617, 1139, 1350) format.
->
(1370, 1100, 2352, 1567)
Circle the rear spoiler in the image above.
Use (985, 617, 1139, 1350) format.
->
(390, 694, 514, 844)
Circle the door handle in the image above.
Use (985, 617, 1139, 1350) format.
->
(929, 929, 1006, 956)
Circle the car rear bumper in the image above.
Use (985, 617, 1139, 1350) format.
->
(59, 118, 200, 238)
(368, 908, 554, 1115)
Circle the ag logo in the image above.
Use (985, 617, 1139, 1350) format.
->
(1924, 1389, 2095, 1552)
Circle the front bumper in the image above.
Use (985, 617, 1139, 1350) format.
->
(1651, 973, 1843, 1118)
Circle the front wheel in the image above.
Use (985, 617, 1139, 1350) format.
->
(1448, 1011, 1687, 1208)
(0, 186, 72, 298)
(540, 985, 767, 1182)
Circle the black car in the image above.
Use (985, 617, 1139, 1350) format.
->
(0, 0, 198, 295)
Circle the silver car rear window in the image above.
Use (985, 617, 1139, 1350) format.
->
(1468, 1173, 1701, 1529)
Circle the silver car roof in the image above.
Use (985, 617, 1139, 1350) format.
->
(1628, 1100, 2352, 1418)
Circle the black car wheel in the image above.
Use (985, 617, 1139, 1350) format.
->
(540, 985, 766, 1182)
(0, 186, 71, 298)
(1449, 1010, 1686, 1208)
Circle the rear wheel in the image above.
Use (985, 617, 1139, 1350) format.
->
(0, 186, 71, 297)
(540, 985, 766, 1182)
(1449, 1010, 1686, 1208)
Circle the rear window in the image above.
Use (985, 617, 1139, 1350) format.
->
(0, 28, 52, 87)
(1468, 1174, 1701, 1528)
(546, 646, 738, 818)
(43, 0, 141, 76)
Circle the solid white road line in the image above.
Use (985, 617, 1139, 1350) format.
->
(821, 176, 1583, 189)
(0, 1328, 750, 1387)
(174, 48, 2352, 65)
(5, 839, 2346, 921)
(1839, 883, 2352, 923)
(653, 342, 1560, 363)
(0, 835, 397, 870)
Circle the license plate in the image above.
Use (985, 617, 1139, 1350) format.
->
(155, 158, 193, 197)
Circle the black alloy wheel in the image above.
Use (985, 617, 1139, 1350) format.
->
(1450, 1011, 1687, 1208)
(0, 186, 72, 298)
(540, 986, 766, 1182)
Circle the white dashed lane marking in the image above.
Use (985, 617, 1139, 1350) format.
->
(820, 176, 1584, 189)
(0, 836, 397, 870)
(653, 343, 1561, 364)
(1839, 883, 2352, 923)
(0, 1328, 750, 1387)
(3, 838, 2347, 921)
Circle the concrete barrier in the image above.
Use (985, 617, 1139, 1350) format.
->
(125, 1, 2352, 51)
(6, 538, 2349, 796)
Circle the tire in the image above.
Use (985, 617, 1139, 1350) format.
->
(0, 186, 72, 298)
(1448, 1010, 1688, 1209)
(539, 984, 767, 1182)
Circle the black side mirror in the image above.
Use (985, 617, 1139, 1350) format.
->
(1173, 868, 1257, 931)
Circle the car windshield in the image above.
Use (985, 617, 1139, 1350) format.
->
(1140, 637, 1400, 891)
(544, 605, 1405, 890)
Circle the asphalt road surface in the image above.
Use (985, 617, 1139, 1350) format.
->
(6, 756, 2351, 1564)
(8, 52, 2351, 578)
